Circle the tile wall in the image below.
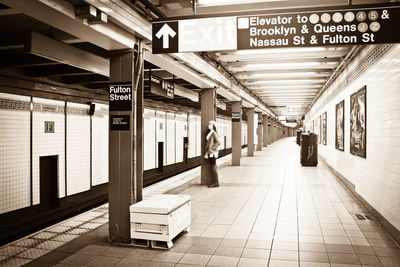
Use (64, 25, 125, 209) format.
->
(32, 98, 66, 202)
(66, 103, 90, 196)
(305, 44, 400, 231)
(0, 93, 30, 214)
(91, 104, 108, 186)
(166, 112, 175, 165)
(143, 108, 156, 170)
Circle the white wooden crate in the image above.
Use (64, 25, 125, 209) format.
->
(130, 194, 191, 248)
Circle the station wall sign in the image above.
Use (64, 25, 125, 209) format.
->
(148, 75, 174, 99)
(109, 84, 132, 111)
(110, 115, 130, 131)
(232, 112, 241, 122)
(152, 4, 400, 53)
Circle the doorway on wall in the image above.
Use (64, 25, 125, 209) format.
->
(158, 142, 164, 171)
(40, 155, 59, 211)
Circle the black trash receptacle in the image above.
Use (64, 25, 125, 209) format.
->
(300, 133, 318, 166)
(296, 130, 303, 145)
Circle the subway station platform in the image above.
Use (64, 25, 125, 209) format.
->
(1, 137, 398, 267)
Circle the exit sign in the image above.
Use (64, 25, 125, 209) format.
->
(152, 17, 237, 54)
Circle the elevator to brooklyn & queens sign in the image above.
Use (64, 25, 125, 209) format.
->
(152, 3, 400, 53)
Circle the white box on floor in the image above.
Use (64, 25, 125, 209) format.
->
(130, 194, 191, 248)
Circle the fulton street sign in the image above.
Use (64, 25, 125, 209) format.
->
(152, 3, 400, 53)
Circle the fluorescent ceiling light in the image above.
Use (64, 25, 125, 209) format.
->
(250, 72, 320, 78)
(249, 85, 320, 89)
(246, 62, 337, 68)
(236, 47, 327, 55)
(98, 6, 112, 13)
(247, 79, 325, 84)
(198, 0, 281, 6)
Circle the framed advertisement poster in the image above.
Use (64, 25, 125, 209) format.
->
(335, 100, 344, 151)
(350, 86, 366, 158)
(318, 115, 321, 144)
(322, 112, 327, 145)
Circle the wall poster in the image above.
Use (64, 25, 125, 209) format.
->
(350, 86, 366, 158)
(335, 100, 344, 151)
(322, 112, 327, 145)
(318, 115, 321, 144)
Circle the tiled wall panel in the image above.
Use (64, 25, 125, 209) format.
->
(155, 111, 166, 167)
(166, 112, 175, 165)
(242, 122, 247, 145)
(0, 93, 30, 214)
(195, 116, 200, 156)
(66, 103, 90, 196)
(92, 104, 108, 186)
(306, 44, 400, 231)
(188, 114, 196, 158)
(175, 113, 187, 163)
(144, 108, 156, 170)
(32, 98, 65, 203)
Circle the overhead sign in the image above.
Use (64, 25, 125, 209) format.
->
(152, 17, 236, 54)
(153, 22, 178, 53)
(152, 4, 400, 53)
(109, 84, 132, 111)
(148, 75, 174, 99)
(237, 5, 400, 49)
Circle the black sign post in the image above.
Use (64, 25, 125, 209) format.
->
(110, 115, 130, 131)
(237, 5, 400, 49)
(232, 112, 241, 122)
(149, 75, 174, 99)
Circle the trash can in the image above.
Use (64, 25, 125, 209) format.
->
(300, 133, 318, 166)
(296, 130, 303, 145)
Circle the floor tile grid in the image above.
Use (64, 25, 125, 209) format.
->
(318, 164, 400, 266)
(235, 161, 276, 265)
(304, 167, 335, 267)
(0, 207, 109, 266)
(265, 164, 291, 267)
(183, 148, 286, 265)
(293, 164, 302, 267)
(268, 156, 303, 267)
(316, 164, 382, 265)
(0, 149, 243, 267)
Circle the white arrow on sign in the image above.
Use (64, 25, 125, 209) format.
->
(156, 23, 176, 49)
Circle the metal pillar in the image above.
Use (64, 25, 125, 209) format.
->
(200, 88, 216, 185)
(246, 108, 255, 156)
(256, 112, 263, 151)
(262, 115, 268, 147)
(108, 50, 136, 244)
(231, 101, 241, 166)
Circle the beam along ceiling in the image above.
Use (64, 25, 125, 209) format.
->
(149, 0, 389, 122)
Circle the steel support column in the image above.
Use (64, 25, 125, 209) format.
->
(201, 88, 216, 185)
(108, 50, 136, 244)
(247, 108, 255, 156)
(231, 101, 241, 166)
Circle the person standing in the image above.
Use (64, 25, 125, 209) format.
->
(204, 120, 220, 188)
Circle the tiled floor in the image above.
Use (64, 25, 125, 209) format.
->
(3, 137, 400, 266)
